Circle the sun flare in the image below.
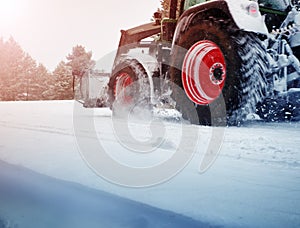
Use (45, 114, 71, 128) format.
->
(0, 0, 21, 25)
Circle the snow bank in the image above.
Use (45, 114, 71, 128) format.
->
(0, 101, 299, 227)
(0, 160, 205, 228)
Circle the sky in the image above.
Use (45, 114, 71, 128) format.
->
(0, 0, 161, 71)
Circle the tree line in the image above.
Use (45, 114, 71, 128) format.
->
(0, 36, 94, 101)
(0, 1, 171, 102)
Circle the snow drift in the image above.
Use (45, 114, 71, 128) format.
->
(0, 100, 299, 227)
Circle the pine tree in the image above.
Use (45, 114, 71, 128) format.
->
(0, 36, 53, 101)
(0, 37, 5, 78)
(66, 45, 94, 78)
(0, 37, 98, 101)
(0, 37, 27, 100)
(66, 45, 95, 99)
(52, 61, 74, 100)
(31, 63, 52, 100)
(14, 53, 37, 101)
(0, 38, 6, 98)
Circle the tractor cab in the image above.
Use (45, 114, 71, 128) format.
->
(81, 0, 300, 124)
(258, 0, 291, 31)
(183, 0, 209, 10)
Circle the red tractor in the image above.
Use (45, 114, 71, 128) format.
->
(87, 0, 300, 125)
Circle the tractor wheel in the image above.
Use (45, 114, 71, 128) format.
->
(170, 21, 269, 125)
(108, 59, 149, 116)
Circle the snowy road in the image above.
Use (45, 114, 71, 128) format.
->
(0, 101, 299, 227)
(0, 160, 204, 228)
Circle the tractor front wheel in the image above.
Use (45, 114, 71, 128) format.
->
(108, 59, 149, 117)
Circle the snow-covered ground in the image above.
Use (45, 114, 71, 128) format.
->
(0, 100, 299, 227)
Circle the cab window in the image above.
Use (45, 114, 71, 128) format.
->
(184, 0, 207, 10)
(258, 0, 289, 11)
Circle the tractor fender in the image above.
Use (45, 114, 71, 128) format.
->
(126, 52, 159, 79)
(225, 0, 268, 34)
(173, 0, 268, 46)
(113, 51, 159, 103)
(129, 52, 159, 104)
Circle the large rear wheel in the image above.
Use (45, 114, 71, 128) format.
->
(170, 21, 269, 125)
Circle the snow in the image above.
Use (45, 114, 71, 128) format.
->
(0, 161, 203, 228)
(0, 100, 300, 227)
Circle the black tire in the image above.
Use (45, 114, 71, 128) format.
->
(108, 59, 147, 105)
(108, 59, 150, 117)
(170, 20, 269, 125)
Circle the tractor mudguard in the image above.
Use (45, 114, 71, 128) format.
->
(173, 0, 268, 46)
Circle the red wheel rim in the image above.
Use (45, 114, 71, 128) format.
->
(114, 72, 133, 103)
(182, 40, 226, 105)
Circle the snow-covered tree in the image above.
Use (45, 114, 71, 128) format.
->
(0, 37, 97, 101)
(14, 53, 37, 101)
(31, 64, 53, 100)
(66, 45, 94, 78)
(52, 61, 74, 100)
(66, 45, 95, 99)
(0, 37, 27, 100)
(0, 36, 53, 101)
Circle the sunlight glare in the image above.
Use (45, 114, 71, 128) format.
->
(0, 0, 22, 26)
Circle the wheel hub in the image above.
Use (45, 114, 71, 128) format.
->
(114, 72, 133, 102)
(182, 40, 226, 105)
(210, 63, 225, 85)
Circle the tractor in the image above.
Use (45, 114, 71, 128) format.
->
(84, 0, 300, 125)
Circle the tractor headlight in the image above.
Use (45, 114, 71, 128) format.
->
(247, 2, 259, 17)
(242, 1, 259, 17)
